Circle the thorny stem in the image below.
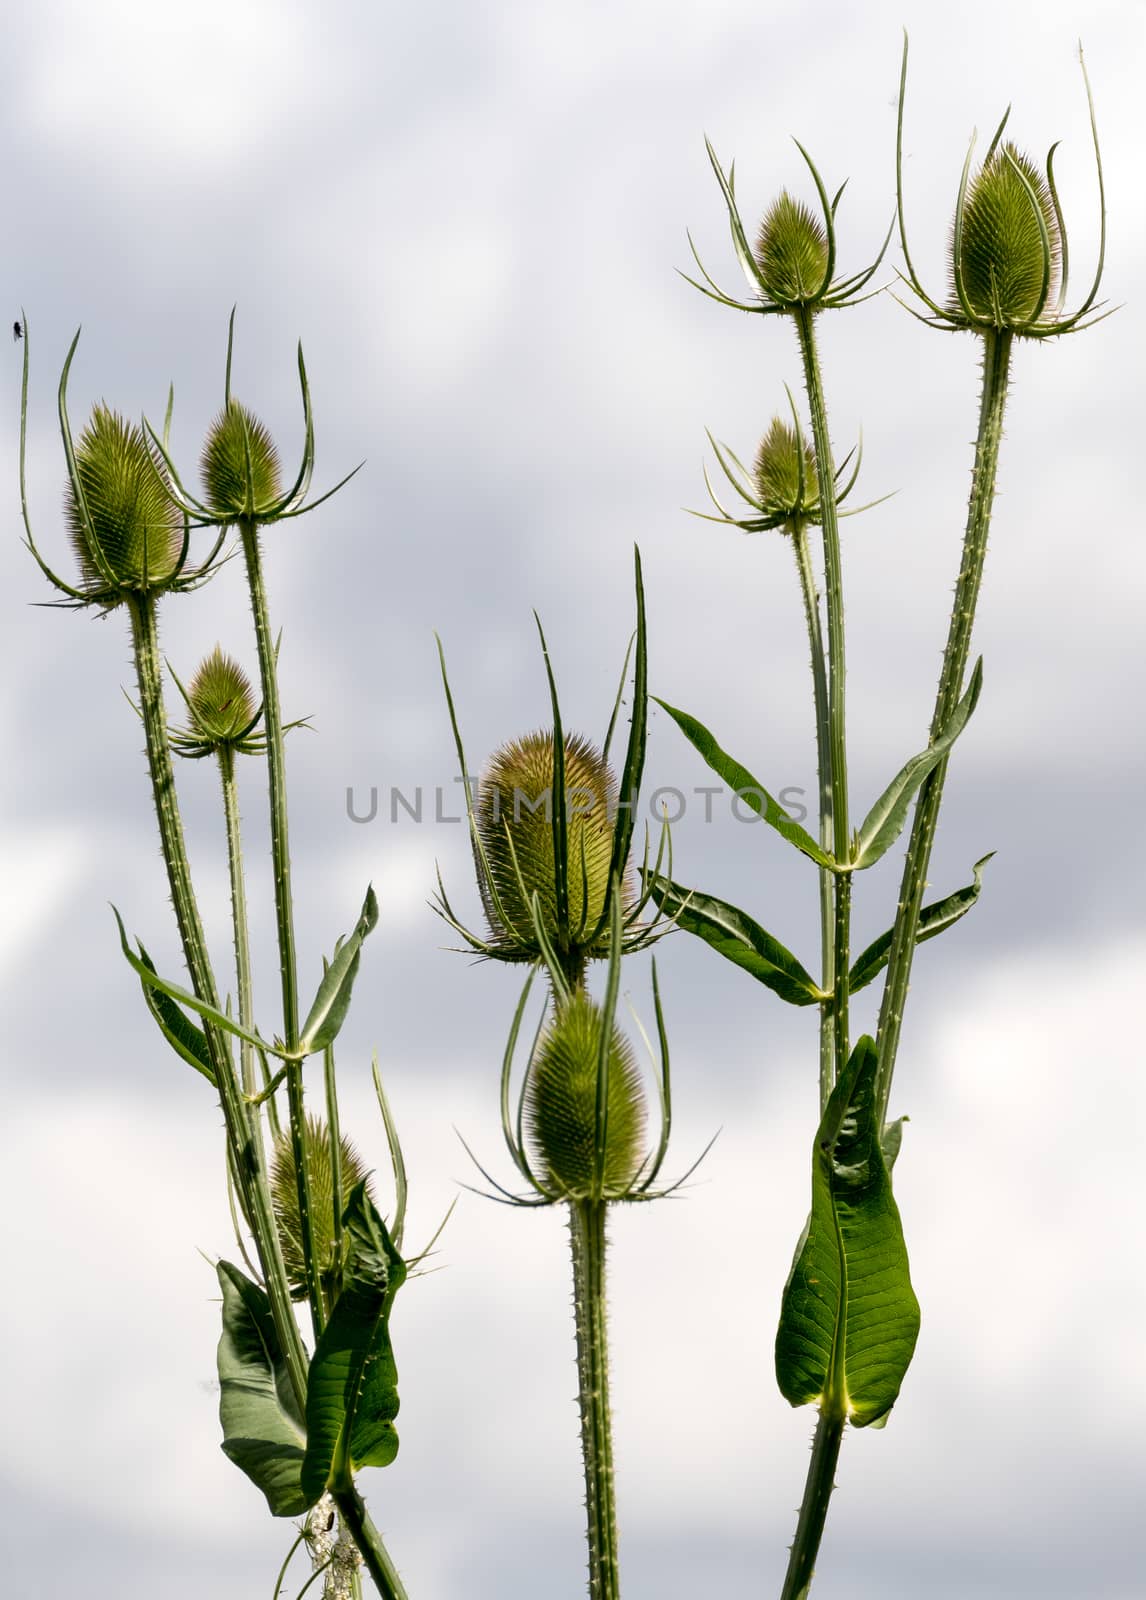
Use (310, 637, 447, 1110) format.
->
(791, 524, 835, 1110)
(778, 1410, 845, 1600)
(793, 306, 851, 1094)
(874, 329, 1014, 1126)
(126, 595, 307, 1404)
(569, 1199, 621, 1600)
(778, 307, 853, 1600)
(238, 518, 323, 1332)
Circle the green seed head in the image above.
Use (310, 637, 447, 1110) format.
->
(754, 192, 830, 304)
(525, 991, 647, 1200)
(65, 404, 182, 599)
(475, 730, 619, 956)
(953, 142, 1060, 327)
(186, 647, 258, 746)
(753, 418, 819, 523)
(200, 400, 282, 520)
(271, 1115, 372, 1301)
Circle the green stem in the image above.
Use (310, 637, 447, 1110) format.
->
(778, 1410, 845, 1600)
(324, 1040, 345, 1302)
(238, 518, 323, 1332)
(874, 329, 1014, 1126)
(793, 306, 851, 1093)
(791, 524, 835, 1111)
(333, 1487, 408, 1600)
(126, 595, 307, 1405)
(569, 1199, 620, 1600)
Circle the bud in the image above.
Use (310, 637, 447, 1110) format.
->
(200, 399, 282, 521)
(754, 418, 819, 523)
(525, 992, 647, 1200)
(475, 730, 620, 956)
(754, 192, 830, 305)
(271, 1115, 372, 1301)
(953, 142, 1060, 328)
(185, 647, 258, 746)
(65, 404, 182, 599)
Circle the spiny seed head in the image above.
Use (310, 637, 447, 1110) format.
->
(953, 143, 1060, 327)
(754, 418, 819, 523)
(200, 400, 282, 520)
(525, 991, 647, 1199)
(271, 1115, 372, 1301)
(65, 404, 182, 598)
(475, 730, 619, 955)
(186, 647, 258, 745)
(754, 192, 829, 304)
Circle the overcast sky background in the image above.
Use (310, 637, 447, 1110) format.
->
(2, 1, 1144, 1596)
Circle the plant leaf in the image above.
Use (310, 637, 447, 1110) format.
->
(653, 697, 836, 869)
(847, 853, 994, 994)
(852, 659, 983, 869)
(298, 887, 379, 1057)
(647, 873, 824, 1006)
(775, 1036, 921, 1428)
(112, 907, 275, 1058)
(216, 1261, 307, 1517)
(300, 1182, 407, 1504)
(136, 939, 215, 1083)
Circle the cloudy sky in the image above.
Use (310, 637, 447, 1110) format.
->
(2, 0, 1144, 1596)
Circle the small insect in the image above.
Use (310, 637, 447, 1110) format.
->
(12, 320, 22, 343)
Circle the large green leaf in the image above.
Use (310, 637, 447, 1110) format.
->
(300, 1183, 407, 1504)
(216, 1261, 307, 1517)
(646, 873, 824, 1006)
(653, 697, 836, 869)
(298, 886, 379, 1057)
(851, 658, 983, 869)
(775, 1036, 920, 1428)
(848, 853, 993, 994)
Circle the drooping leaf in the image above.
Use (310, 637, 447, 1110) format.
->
(653, 697, 836, 869)
(216, 1261, 307, 1517)
(852, 659, 983, 869)
(137, 939, 214, 1083)
(647, 873, 824, 1006)
(300, 1182, 406, 1504)
(848, 853, 994, 994)
(298, 887, 379, 1057)
(112, 907, 273, 1058)
(775, 1036, 920, 1428)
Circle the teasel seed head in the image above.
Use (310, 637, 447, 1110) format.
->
(271, 1114, 373, 1301)
(200, 399, 282, 521)
(475, 729, 621, 960)
(525, 991, 647, 1200)
(186, 648, 258, 746)
(952, 142, 1060, 328)
(754, 192, 830, 305)
(754, 418, 819, 524)
(64, 404, 182, 600)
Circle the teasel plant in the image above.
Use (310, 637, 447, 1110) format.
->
(434, 554, 703, 1598)
(650, 33, 1110, 1599)
(18, 317, 416, 1600)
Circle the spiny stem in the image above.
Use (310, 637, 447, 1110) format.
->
(874, 329, 1014, 1126)
(126, 594, 307, 1405)
(238, 518, 323, 1330)
(569, 1199, 621, 1600)
(791, 524, 835, 1110)
(333, 1487, 408, 1600)
(779, 1410, 845, 1600)
(219, 744, 278, 1130)
(793, 306, 851, 1093)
